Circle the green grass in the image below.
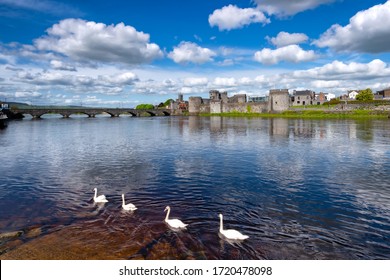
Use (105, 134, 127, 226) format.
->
(200, 109, 389, 119)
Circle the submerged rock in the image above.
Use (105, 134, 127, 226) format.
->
(0, 231, 23, 240)
(25, 227, 42, 239)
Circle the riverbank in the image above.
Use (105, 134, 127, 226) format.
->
(200, 109, 390, 119)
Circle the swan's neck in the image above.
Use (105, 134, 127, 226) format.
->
(219, 215, 224, 232)
(165, 208, 170, 221)
(122, 195, 126, 206)
(94, 189, 97, 199)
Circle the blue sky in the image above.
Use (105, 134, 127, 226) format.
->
(1, 0, 390, 107)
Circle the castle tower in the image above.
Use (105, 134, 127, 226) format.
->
(268, 89, 290, 112)
(188, 97, 203, 115)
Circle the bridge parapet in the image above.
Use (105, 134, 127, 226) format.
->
(11, 108, 172, 118)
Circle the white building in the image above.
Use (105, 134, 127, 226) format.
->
(348, 90, 359, 99)
(325, 93, 336, 101)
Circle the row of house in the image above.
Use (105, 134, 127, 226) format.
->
(250, 87, 390, 104)
(339, 88, 390, 101)
(291, 90, 328, 106)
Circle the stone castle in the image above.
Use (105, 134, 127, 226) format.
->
(188, 89, 290, 115)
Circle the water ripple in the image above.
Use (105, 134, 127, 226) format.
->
(1, 117, 390, 259)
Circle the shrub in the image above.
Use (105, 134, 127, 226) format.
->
(323, 98, 340, 106)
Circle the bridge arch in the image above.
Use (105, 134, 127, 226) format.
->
(18, 113, 34, 119)
(94, 112, 114, 117)
(66, 112, 91, 118)
(145, 111, 156, 117)
(124, 111, 137, 117)
(39, 113, 64, 118)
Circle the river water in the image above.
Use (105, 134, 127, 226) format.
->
(0, 116, 389, 259)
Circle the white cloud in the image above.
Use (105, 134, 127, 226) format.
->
(254, 0, 336, 16)
(314, 1, 390, 53)
(2, 62, 389, 106)
(193, 34, 202, 42)
(254, 45, 317, 64)
(238, 77, 252, 85)
(0, 0, 81, 16)
(15, 91, 42, 98)
(168, 41, 216, 64)
(12, 70, 139, 95)
(34, 18, 163, 65)
(132, 79, 180, 96)
(292, 59, 390, 80)
(0, 46, 16, 64)
(101, 72, 139, 85)
(162, 79, 177, 87)
(209, 4, 269, 31)
(183, 77, 208, 86)
(310, 80, 340, 88)
(212, 77, 237, 87)
(267, 31, 308, 47)
(217, 59, 235, 66)
(50, 60, 76, 71)
(15, 71, 74, 86)
(180, 86, 206, 95)
(219, 47, 234, 56)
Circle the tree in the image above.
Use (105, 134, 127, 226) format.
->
(157, 99, 174, 108)
(135, 104, 154, 110)
(163, 99, 174, 107)
(356, 88, 374, 101)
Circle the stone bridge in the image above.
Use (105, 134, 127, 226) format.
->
(12, 108, 171, 118)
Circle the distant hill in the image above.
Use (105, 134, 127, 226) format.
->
(2, 102, 30, 109)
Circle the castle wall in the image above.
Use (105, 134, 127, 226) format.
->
(222, 102, 268, 113)
(188, 90, 290, 115)
(199, 104, 210, 113)
(245, 102, 269, 113)
(188, 97, 202, 115)
(190, 99, 278, 114)
(228, 94, 247, 103)
(210, 101, 222, 113)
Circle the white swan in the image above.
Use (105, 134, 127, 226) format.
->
(164, 206, 188, 229)
(219, 213, 249, 240)
(93, 188, 108, 203)
(122, 194, 137, 211)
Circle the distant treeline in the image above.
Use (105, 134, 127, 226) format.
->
(135, 99, 173, 110)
